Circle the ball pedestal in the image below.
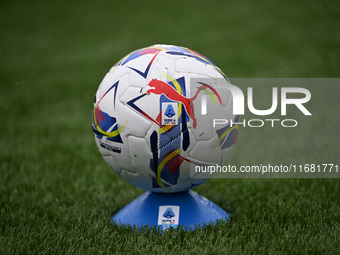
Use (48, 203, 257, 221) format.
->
(112, 190, 229, 230)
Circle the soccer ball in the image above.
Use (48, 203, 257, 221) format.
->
(92, 44, 238, 193)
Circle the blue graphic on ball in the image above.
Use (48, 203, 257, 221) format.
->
(165, 105, 176, 118)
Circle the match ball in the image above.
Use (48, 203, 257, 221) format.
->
(92, 44, 238, 193)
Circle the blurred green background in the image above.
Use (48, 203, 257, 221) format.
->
(1, 0, 339, 253)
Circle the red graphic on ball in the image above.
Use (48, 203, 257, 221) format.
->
(147, 79, 222, 129)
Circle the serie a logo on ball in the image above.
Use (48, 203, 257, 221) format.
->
(92, 44, 238, 193)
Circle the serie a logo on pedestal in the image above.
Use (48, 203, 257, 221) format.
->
(162, 102, 178, 125)
(158, 206, 180, 229)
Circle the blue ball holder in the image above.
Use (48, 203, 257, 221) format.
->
(112, 190, 229, 230)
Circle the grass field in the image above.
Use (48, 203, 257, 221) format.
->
(1, 0, 339, 254)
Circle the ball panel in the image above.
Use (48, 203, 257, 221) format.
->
(102, 155, 121, 176)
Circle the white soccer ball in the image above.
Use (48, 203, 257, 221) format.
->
(92, 44, 238, 193)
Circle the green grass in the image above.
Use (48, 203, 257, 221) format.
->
(1, 0, 339, 254)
